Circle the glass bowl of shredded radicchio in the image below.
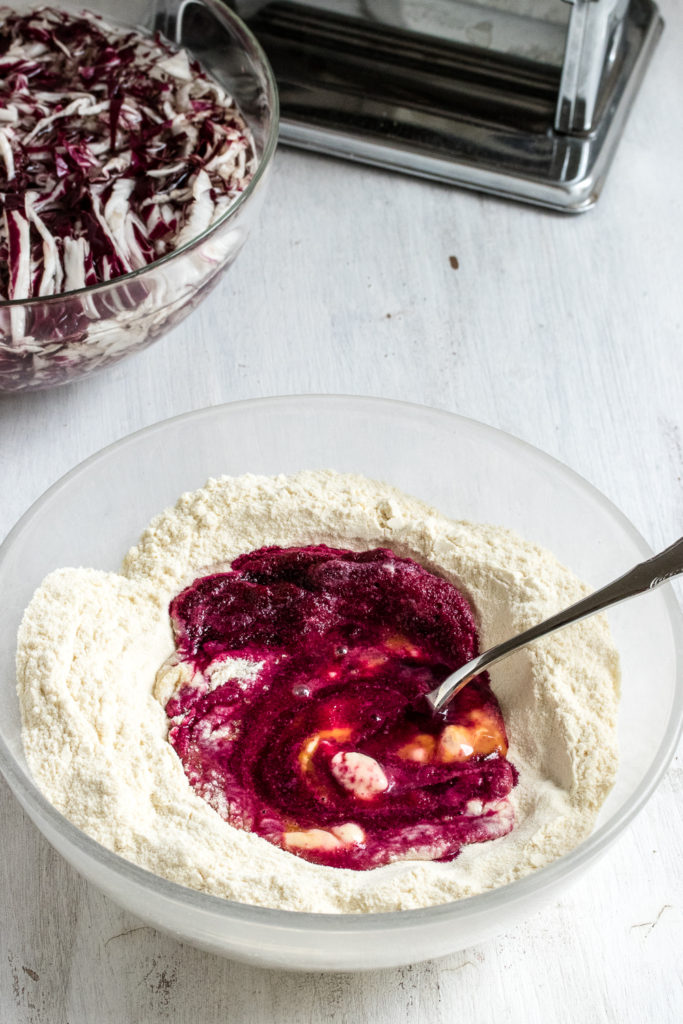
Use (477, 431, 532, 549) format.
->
(0, 2, 278, 390)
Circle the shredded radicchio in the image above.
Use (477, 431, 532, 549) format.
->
(0, 5, 255, 299)
(0, 5, 259, 388)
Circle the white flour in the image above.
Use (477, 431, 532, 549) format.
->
(16, 471, 620, 913)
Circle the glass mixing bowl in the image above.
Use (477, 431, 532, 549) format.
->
(0, 0, 278, 391)
(0, 396, 681, 970)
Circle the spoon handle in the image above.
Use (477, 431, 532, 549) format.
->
(426, 536, 683, 712)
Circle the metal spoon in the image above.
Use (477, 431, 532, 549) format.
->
(425, 536, 683, 713)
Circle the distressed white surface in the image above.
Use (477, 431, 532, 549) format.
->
(1, 0, 682, 1018)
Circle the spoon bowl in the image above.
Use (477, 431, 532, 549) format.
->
(427, 537, 683, 712)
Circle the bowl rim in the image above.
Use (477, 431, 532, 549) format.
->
(1, 394, 681, 931)
(0, 0, 280, 308)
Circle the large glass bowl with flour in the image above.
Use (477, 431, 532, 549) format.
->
(0, 396, 681, 971)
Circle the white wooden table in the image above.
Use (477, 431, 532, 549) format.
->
(1, 2, 682, 1020)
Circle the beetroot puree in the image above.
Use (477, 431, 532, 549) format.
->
(162, 546, 518, 869)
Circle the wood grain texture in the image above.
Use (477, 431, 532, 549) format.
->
(1, 1, 682, 1020)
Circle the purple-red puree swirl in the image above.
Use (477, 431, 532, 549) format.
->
(161, 546, 518, 870)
